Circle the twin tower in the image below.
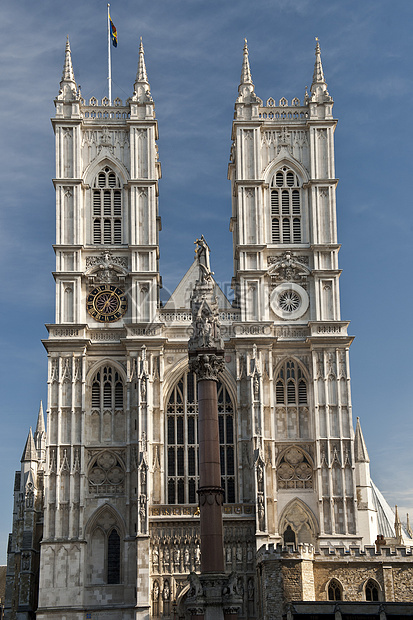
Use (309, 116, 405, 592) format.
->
(6, 38, 409, 620)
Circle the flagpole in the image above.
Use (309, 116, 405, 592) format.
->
(107, 3, 112, 104)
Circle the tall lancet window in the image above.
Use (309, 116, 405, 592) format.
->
(92, 167, 123, 245)
(275, 359, 310, 439)
(166, 371, 235, 505)
(270, 167, 302, 244)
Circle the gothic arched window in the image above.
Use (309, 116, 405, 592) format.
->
(92, 167, 123, 245)
(107, 528, 121, 584)
(270, 167, 302, 244)
(328, 579, 343, 601)
(91, 366, 124, 411)
(88, 511, 122, 585)
(365, 579, 380, 601)
(275, 359, 310, 439)
(166, 371, 235, 504)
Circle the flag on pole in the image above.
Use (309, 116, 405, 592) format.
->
(109, 13, 117, 47)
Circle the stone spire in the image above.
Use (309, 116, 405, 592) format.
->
(35, 401, 45, 436)
(354, 417, 370, 463)
(57, 36, 78, 101)
(310, 38, 332, 103)
(132, 37, 153, 103)
(21, 429, 37, 463)
(237, 39, 261, 104)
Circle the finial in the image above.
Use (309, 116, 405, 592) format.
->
(240, 38, 253, 85)
(62, 36, 76, 84)
(132, 37, 153, 103)
(57, 35, 78, 102)
(309, 37, 331, 102)
(137, 38, 149, 83)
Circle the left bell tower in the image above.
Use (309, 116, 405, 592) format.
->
(37, 37, 161, 620)
(52, 36, 161, 326)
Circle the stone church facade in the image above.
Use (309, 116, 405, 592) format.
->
(4, 38, 413, 620)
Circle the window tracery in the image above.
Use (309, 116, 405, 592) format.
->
(365, 579, 380, 601)
(166, 371, 235, 504)
(92, 167, 123, 245)
(88, 509, 122, 585)
(270, 166, 302, 244)
(328, 579, 342, 601)
(275, 359, 310, 439)
(91, 365, 124, 411)
(277, 447, 313, 489)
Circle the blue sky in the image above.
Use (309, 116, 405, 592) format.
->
(1, 0, 412, 563)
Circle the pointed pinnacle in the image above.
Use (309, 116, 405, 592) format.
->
(311, 37, 327, 92)
(21, 428, 37, 462)
(395, 505, 400, 523)
(354, 417, 370, 463)
(240, 38, 253, 86)
(35, 401, 45, 435)
(407, 514, 413, 537)
(136, 37, 149, 84)
(61, 35, 76, 84)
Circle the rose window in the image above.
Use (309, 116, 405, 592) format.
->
(279, 290, 300, 312)
(270, 283, 309, 320)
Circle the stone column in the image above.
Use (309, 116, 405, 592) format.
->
(191, 352, 225, 574)
(185, 238, 242, 620)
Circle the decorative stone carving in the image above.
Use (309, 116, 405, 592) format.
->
(267, 251, 311, 284)
(189, 353, 224, 381)
(88, 450, 125, 494)
(85, 250, 128, 284)
(277, 447, 313, 489)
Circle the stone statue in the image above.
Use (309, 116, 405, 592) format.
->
(194, 543, 201, 568)
(184, 546, 190, 570)
(194, 235, 213, 282)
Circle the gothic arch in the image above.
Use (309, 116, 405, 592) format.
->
(273, 355, 311, 382)
(326, 578, 343, 601)
(163, 361, 237, 410)
(83, 155, 130, 187)
(176, 584, 190, 619)
(278, 498, 318, 546)
(85, 502, 126, 539)
(263, 154, 309, 186)
(165, 368, 236, 504)
(162, 358, 190, 403)
(364, 578, 382, 601)
(86, 359, 127, 385)
(276, 445, 314, 470)
(85, 503, 125, 585)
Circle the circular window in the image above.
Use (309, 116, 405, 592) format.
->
(271, 283, 309, 320)
(279, 290, 300, 312)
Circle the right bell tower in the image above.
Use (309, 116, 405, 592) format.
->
(228, 39, 378, 546)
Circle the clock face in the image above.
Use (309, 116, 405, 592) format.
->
(86, 285, 127, 323)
